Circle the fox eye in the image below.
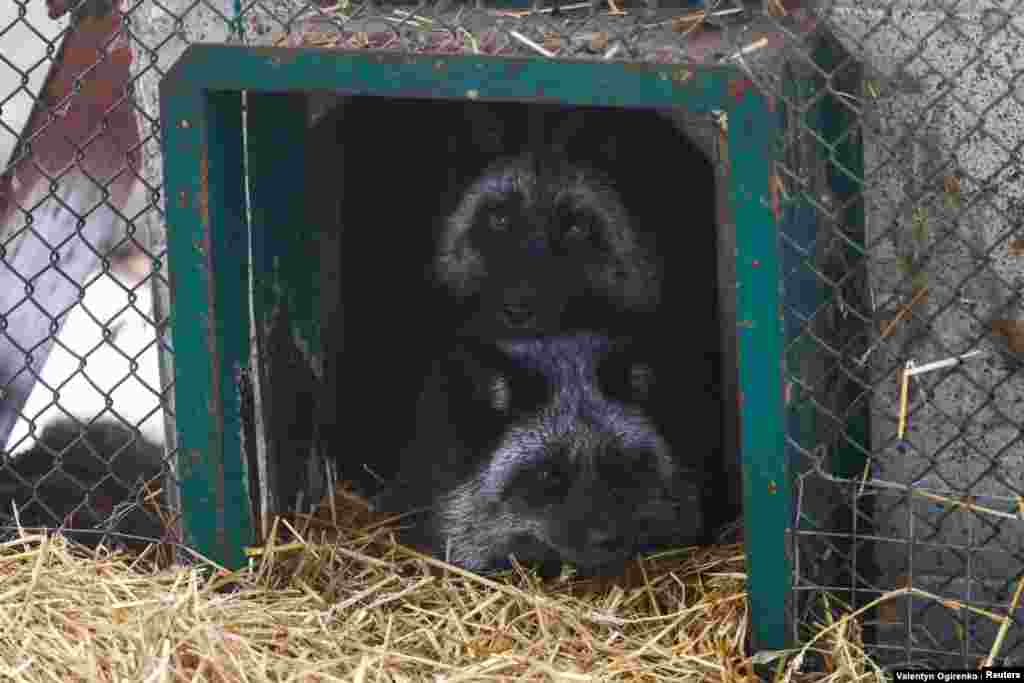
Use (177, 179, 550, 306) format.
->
(489, 212, 510, 232)
(558, 210, 605, 251)
(563, 219, 592, 242)
(601, 453, 658, 487)
(533, 461, 570, 498)
(507, 456, 572, 506)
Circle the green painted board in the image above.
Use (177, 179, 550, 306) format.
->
(159, 89, 253, 569)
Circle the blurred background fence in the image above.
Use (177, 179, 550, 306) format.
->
(2, 0, 1022, 671)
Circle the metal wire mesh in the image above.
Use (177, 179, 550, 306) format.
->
(0, 0, 180, 557)
(2, 0, 1022, 671)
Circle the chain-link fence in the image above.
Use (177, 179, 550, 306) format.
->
(0, 0, 180, 559)
(778, 1, 1024, 670)
(2, 0, 1023, 672)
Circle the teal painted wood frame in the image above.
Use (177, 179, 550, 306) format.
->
(775, 34, 866, 642)
(159, 87, 252, 572)
(159, 45, 789, 650)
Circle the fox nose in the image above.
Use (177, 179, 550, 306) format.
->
(501, 302, 536, 329)
(500, 284, 540, 329)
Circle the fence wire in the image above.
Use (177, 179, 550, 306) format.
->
(1, 0, 1022, 672)
(779, 2, 1024, 671)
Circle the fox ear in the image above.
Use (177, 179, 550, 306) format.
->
(597, 339, 658, 406)
(443, 337, 552, 421)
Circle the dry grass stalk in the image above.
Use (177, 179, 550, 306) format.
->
(859, 286, 929, 365)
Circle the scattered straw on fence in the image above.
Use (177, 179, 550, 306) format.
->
(0, 484, 885, 682)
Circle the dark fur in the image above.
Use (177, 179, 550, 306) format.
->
(377, 332, 704, 576)
(0, 420, 167, 549)
(436, 154, 662, 338)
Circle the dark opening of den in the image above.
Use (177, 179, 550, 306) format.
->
(313, 95, 736, 578)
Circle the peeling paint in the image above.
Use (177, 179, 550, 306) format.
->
(201, 140, 227, 559)
(728, 78, 751, 103)
(198, 146, 210, 230)
(713, 110, 731, 181)
(669, 67, 693, 86)
(769, 170, 783, 223)
(248, 46, 304, 68)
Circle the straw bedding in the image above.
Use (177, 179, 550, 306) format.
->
(0, 484, 884, 682)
